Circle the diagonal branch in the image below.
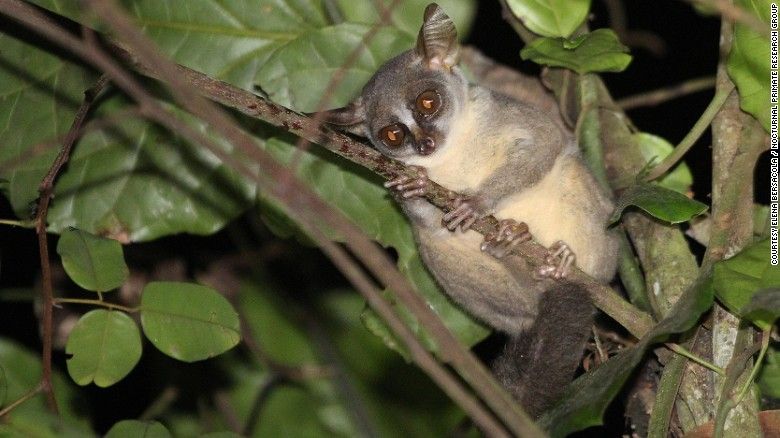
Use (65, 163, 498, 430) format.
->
(106, 32, 654, 339)
(0, 0, 656, 433)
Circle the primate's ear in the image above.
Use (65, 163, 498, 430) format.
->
(415, 3, 459, 70)
(314, 98, 367, 136)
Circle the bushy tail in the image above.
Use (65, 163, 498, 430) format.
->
(492, 283, 595, 418)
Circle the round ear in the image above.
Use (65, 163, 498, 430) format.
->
(314, 98, 367, 136)
(317, 98, 365, 126)
(415, 3, 459, 70)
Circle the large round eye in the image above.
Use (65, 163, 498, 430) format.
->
(379, 124, 406, 148)
(415, 90, 441, 116)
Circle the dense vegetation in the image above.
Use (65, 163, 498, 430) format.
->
(0, 0, 776, 436)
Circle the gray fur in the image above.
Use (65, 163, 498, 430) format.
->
(322, 3, 619, 417)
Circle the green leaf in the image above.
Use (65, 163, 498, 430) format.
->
(259, 137, 488, 350)
(541, 275, 714, 436)
(0, 363, 6, 408)
(634, 133, 693, 193)
(506, 0, 591, 38)
(521, 29, 632, 74)
(31, 0, 476, 109)
(65, 310, 142, 387)
(336, 0, 477, 39)
(258, 23, 412, 112)
(2, 3, 258, 242)
(758, 346, 780, 398)
(0, 338, 93, 434)
(29, 0, 330, 90)
(727, 0, 770, 132)
(238, 278, 318, 366)
(222, 289, 465, 438)
(714, 239, 780, 327)
(0, 44, 255, 241)
(394, 251, 488, 350)
(56, 229, 129, 292)
(200, 432, 244, 438)
(740, 288, 780, 328)
(609, 183, 708, 225)
(140, 282, 240, 362)
(105, 420, 171, 438)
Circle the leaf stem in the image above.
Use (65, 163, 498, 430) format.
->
(734, 326, 772, 405)
(665, 342, 724, 375)
(0, 219, 33, 228)
(644, 83, 734, 182)
(0, 382, 43, 418)
(54, 297, 137, 313)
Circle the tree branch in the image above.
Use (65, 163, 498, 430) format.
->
(33, 73, 110, 415)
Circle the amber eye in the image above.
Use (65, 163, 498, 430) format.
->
(379, 124, 406, 148)
(415, 90, 441, 116)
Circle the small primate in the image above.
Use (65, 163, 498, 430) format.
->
(323, 3, 619, 418)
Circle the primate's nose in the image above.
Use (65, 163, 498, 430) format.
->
(417, 136, 435, 155)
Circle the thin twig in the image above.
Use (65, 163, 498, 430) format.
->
(0, 382, 44, 418)
(712, 336, 763, 437)
(0, 219, 33, 228)
(734, 326, 771, 405)
(665, 342, 724, 375)
(213, 391, 243, 434)
(33, 72, 110, 415)
(0, 107, 147, 175)
(138, 386, 179, 421)
(242, 375, 282, 436)
(687, 0, 770, 37)
(603, 0, 666, 56)
(644, 82, 734, 182)
(617, 76, 716, 110)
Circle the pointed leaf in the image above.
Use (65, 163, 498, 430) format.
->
(65, 310, 142, 387)
(727, 0, 771, 132)
(105, 420, 171, 438)
(609, 183, 708, 225)
(506, 0, 591, 38)
(140, 282, 240, 362)
(634, 133, 693, 193)
(521, 29, 632, 74)
(714, 239, 780, 328)
(56, 229, 128, 292)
